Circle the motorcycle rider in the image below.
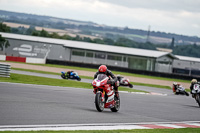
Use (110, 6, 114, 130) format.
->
(172, 82, 181, 93)
(190, 79, 198, 97)
(67, 70, 74, 78)
(94, 65, 119, 97)
(173, 82, 189, 96)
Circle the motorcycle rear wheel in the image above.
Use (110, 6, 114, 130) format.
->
(95, 92, 104, 112)
(61, 73, 66, 79)
(111, 95, 120, 112)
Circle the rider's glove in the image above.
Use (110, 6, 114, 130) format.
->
(107, 79, 114, 85)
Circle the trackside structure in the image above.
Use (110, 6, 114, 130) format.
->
(0, 32, 200, 76)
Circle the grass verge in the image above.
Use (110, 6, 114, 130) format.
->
(4, 61, 190, 83)
(35, 64, 191, 83)
(11, 68, 181, 91)
(131, 82, 190, 92)
(0, 128, 200, 133)
(12, 68, 93, 79)
(132, 82, 171, 90)
(0, 73, 147, 93)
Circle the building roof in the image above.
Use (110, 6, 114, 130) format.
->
(0, 32, 170, 58)
(175, 55, 200, 63)
(156, 47, 173, 53)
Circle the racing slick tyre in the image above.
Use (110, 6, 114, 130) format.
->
(77, 77, 81, 81)
(196, 94, 200, 107)
(175, 92, 179, 95)
(95, 92, 104, 112)
(111, 95, 120, 112)
(129, 84, 133, 88)
(61, 73, 66, 79)
(185, 91, 189, 96)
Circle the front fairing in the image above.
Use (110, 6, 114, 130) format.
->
(61, 71, 65, 74)
(123, 81, 128, 85)
(73, 72, 78, 76)
(120, 78, 129, 85)
(74, 72, 79, 78)
(92, 74, 109, 90)
(192, 84, 200, 94)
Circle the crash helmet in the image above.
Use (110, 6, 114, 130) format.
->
(173, 82, 177, 85)
(98, 65, 107, 73)
(191, 79, 197, 84)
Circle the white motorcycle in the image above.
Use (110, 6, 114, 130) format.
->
(192, 84, 200, 107)
(174, 86, 189, 96)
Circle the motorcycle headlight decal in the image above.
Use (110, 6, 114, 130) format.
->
(96, 82, 101, 87)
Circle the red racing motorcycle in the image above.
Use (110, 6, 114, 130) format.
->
(92, 74, 120, 112)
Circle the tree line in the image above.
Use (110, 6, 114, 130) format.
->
(0, 23, 10, 52)
(1, 10, 200, 45)
(0, 22, 200, 58)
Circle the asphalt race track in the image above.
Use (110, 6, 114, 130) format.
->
(0, 82, 200, 126)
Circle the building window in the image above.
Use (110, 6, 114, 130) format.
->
(86, 52, 93, 58)
(72, 50, 85, 56)
(95, 53, 106, 59)
(128, 57, 147, 70)
(107, 55, 122, 61)
(123, 57, 126, 62)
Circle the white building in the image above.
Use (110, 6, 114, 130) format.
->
(173, 55, 200, 76)
(1, 32, 200, 76)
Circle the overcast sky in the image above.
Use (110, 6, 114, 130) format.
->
(0, 0, 200, 37)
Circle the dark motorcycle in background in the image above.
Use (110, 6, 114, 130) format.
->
(117, 75, 133, 88)
(61, 71, 81, 81)
(192, 83, 200, 107)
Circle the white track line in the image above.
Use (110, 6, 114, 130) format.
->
(1, 121, 200, 131)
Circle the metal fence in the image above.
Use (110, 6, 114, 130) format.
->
(0, 63, 11, 77)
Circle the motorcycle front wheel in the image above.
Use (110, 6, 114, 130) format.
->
(196, 94, 200, 107)
(95, 92, 104, 112)
(184, 91, 189, 96)
(129, 84, 133, 88)
(77, 77, 81, 81)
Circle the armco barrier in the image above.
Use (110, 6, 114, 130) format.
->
(0, 55, 6, 61)
(1, 55, 46, 64)
(0, 63, 11, 77)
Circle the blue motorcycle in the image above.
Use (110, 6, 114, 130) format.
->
(61, 71, 81, 81)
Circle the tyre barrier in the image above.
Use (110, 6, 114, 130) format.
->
(0, 63, 11, 77)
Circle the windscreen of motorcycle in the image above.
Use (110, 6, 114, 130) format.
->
(97, 74, 108, 81)
(192, 84, 200, 94)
